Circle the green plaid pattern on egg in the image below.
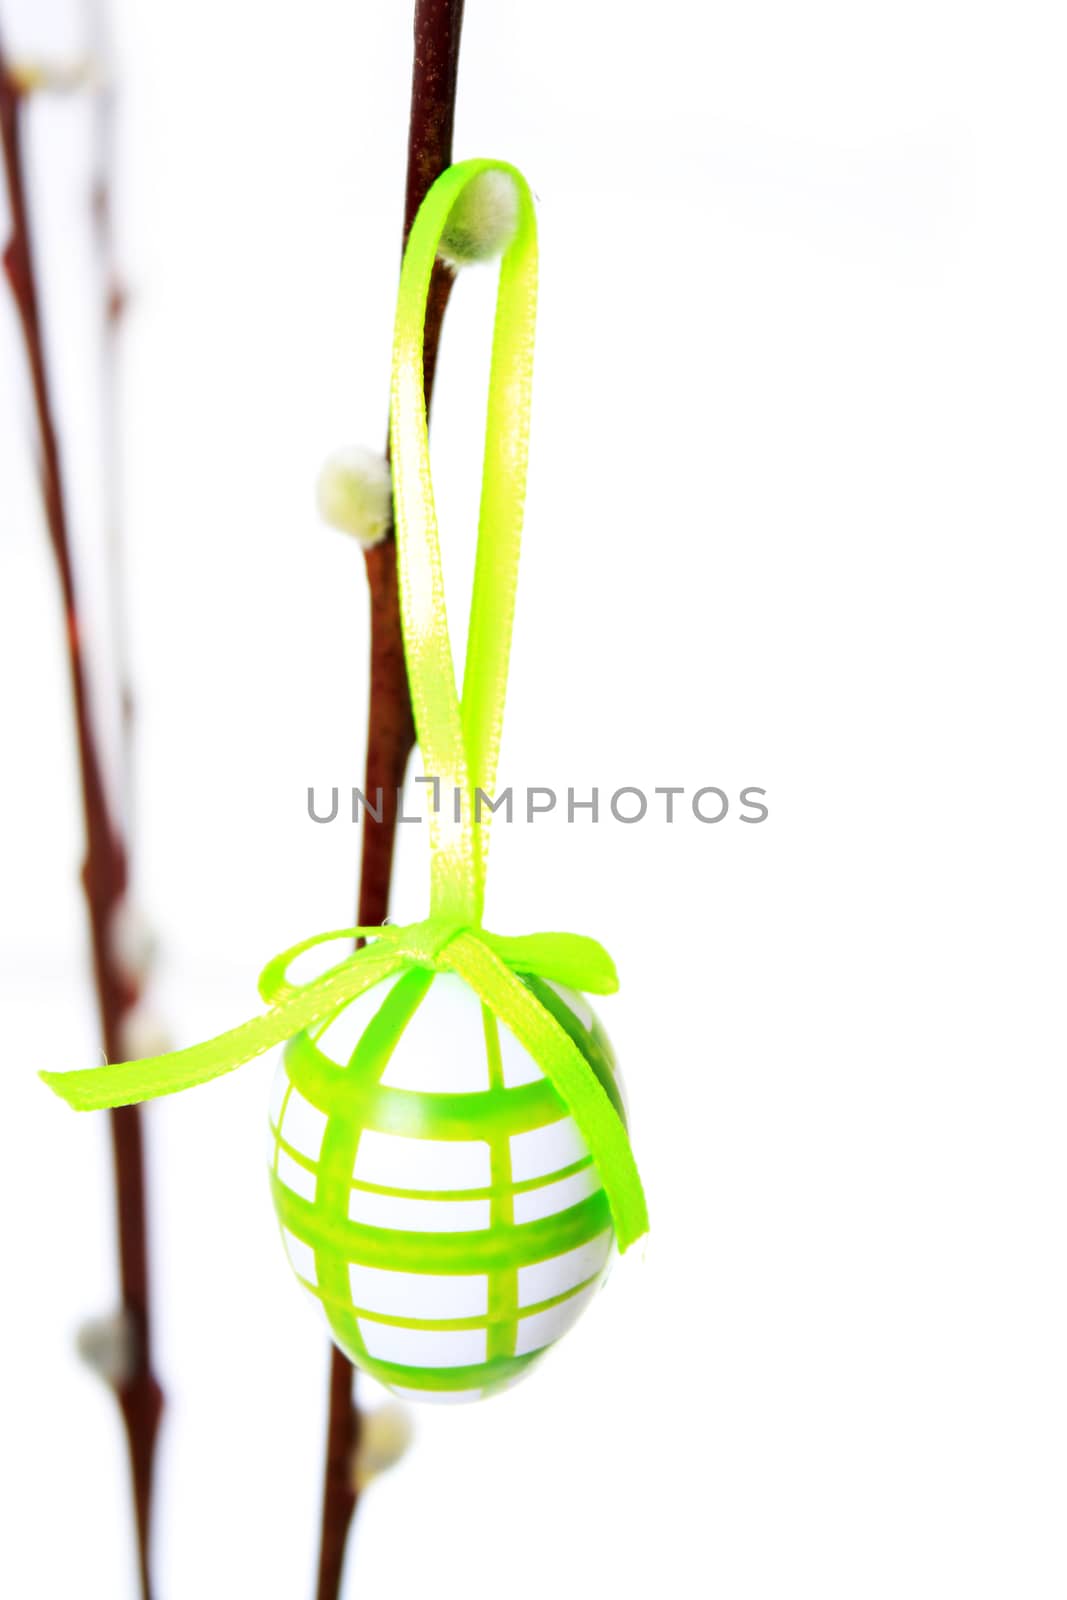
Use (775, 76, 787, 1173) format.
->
(267, 968, 624, 1401)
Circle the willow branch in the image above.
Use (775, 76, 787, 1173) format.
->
(0, 39, 162, 1600)
(313, 3, 466, 1597)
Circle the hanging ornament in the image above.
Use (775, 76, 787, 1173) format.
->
(42, 158, 649, 1403)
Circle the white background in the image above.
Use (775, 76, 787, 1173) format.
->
(1, 0, 1066, 1595)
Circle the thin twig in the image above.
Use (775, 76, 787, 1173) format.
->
(0, 39, 162, 1600)
(313, 3, 466, 1596)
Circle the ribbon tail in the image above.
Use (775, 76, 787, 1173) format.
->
(41, 946, 406, 1112)
(444, 931, 648, 1252)
(479, 930, 619, 995)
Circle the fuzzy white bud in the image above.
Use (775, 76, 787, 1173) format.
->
(351, 1404, 414, 1490)
(438, 171, 520, 268)
(76, 1310, 137, 1385)
(119, 1002, 171, 1062)
(10, 58, 101, 95)
(109, 900, 158, 986)
(316, 448, 392, 547)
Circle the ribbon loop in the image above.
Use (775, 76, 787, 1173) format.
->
(391, 159, 538, 926)
(257, 925, 398, 1005)
(478, 930, 619, 995)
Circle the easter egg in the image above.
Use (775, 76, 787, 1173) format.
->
(266, 965, 624, 1402)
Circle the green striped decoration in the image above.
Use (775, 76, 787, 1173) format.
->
(267, 968, 623, 1401)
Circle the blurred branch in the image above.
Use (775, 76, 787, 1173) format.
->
(0, 32, 162, 1600)
(314, 3, 466, 1597)
(87, 0, 136, 822)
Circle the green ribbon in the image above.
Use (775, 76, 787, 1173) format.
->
(41, 158, 649, 1254)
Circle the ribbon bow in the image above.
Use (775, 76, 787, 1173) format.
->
(41, 159, 649, 1254)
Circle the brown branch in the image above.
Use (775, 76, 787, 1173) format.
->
(0, 41, 162, 1600)
(313, 3, 466, 1597)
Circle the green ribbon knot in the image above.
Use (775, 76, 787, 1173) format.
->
(40, 158, 649, 1255)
